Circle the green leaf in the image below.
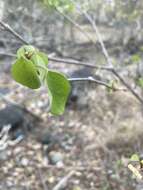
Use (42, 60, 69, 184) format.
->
(41, 0, 75, 13)
(46, 70, 71, 115)
(17, 45, 36, 59)
(130, 154, 140, 162)
(31, 53, 48, 82)
(11, 57, 41, 89)
(136, 77, 143, 88)
(31, 52, 48, 67)
(37, 52, 48, 66)
(107, 80, 118, 93)
(140, 160, 143, 165)
(131, 54, 141, 63)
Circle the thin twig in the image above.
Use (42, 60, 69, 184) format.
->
(0, 125, 23, 151)
(68, 77, 126, 91)
(55, 7, 95, 44)
(112, 69, 143, 103)
(0, 51, 124, 90)
(48, 56, 112, 71)
(83, 12, 112, 67)
(0, 52, 16, 57)
(0, 20, 142, 103)
(0, 51, 113, 71)
(53, 171, 75, 190)
(23, 174, 31, 190)
(69, 0, 143, 103)
(0, 20, 29, 45)
(0, 92, 19, 106)
(38, 168, 49, 190)
(70, 0, 112, 67)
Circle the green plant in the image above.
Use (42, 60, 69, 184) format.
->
(11, 45, 71, 115)
(135, 77, 143, 88)
(41, 0, 75, 12)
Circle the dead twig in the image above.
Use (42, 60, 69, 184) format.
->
(38, 167, 49, 190)
(0, 125, 23, 151)
(53, 170, 75, 190)
(0, 20, 29, 45)
(70, 0, 112, 67)
(55, 7, 95, 44)
(23, 174, 31, 190)
(0, 52, 16, 57)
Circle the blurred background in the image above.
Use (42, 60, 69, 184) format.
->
(0, 0, 143, 189)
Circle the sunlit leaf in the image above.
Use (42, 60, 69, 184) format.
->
(11, 57, 41, 89)
(46, 70, 71, 115)
(130, 154, 140, 162)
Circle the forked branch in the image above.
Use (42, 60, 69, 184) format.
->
(0, 19, 142, 103)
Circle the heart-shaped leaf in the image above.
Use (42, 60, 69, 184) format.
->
(46, 70, 71, 115)
(11, 57, 41, 89)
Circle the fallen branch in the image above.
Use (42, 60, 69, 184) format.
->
(53, 171, 75, 190)
(38, 168, 49, 190)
